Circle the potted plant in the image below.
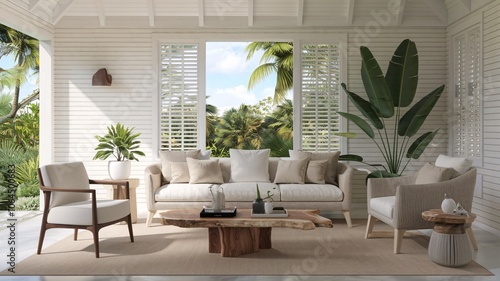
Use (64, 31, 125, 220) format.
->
(93, 122, 145, 179)
(338, 39, 444, 179)
(252, 184, 265, 214)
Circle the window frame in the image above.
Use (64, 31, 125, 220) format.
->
(153, 33, 348, 160)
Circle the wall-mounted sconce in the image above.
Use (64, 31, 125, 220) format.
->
(92, 68, 112, 86)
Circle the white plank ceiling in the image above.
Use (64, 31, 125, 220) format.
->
(5, 0, 494, 29)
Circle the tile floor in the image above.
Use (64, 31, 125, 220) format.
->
(1, 211, 499, 281)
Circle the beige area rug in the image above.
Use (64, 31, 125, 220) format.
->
(4, 219, 493, 276)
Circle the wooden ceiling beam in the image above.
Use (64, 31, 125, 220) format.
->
(147, 0, 155, 27)
(29, 0, 42, 11)
(458, 0, 472, 12)
(248, 0, 254, 27)
(297, 0, 304, 26)
(424, 0, 448, 25)
(198, 0, 204, 27)
(95, 0, 106, 27)
(347, 0, 355, 25)
(395, 0, 406, 26)
(52, 0, 76, 25)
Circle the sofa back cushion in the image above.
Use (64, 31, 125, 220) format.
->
(229, 149, 271, 182)
(289, 150, 340, 185)
(159, 150, 201, 183)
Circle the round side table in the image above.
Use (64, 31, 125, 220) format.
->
(422, 209, 476, 267)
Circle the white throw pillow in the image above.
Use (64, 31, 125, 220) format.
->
(305, 160, 328, 184)
(186, 158, 224, 184)
(229, 149, 270, 182)
(415, 162, 455, 184)
(289, 150, 340, 185)
(274, 158, 309, 184)
(170, 162, 190, 183)
(159, 150, 201, 183)
(435, 154, 473, 177)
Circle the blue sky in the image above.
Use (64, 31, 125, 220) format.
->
(0, 54, 38, 100)
(206, 42, 278, 115)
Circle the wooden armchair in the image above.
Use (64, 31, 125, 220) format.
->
(37, 162, 134, 258)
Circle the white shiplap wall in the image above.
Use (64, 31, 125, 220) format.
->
(53, 29, 155, 206)
(52, 26, 448, 217)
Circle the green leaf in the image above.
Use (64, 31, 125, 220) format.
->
(406, 129, 439, 159)
(341, 83, 383, 129)
(398, 85, 444, 137)
(339, 154, 363, 162)
(360, 46, 394, 118)
(338, 112, 375, 138)
(386, 39, 419, 107)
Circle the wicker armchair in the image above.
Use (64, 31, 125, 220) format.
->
(365, 167, 477, 254)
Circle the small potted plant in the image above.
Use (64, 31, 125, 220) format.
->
(93, 122, 145, 179)
(252, 184, 265, 214)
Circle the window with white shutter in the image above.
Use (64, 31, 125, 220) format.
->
(452, 26, 482, 164)
(159, 43, 199, 150)
(300, 43, 341, 152)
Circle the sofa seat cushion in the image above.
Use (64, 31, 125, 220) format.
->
(370, 196, 395, 219)
(221, 182, 280, 202)
(47, 199, 130, 225)
(279, 184, 343, 202)
(155, 183, 214, 202)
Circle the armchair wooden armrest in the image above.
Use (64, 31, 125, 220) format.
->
(89, 179, 130, 200)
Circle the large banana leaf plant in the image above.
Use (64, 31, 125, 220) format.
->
(338, 39, 444, 178)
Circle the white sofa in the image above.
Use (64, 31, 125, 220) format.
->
(144, 154, 354, 227)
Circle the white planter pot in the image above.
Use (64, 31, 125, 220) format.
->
(108, 161, 131, 179)
(265, 202, 274, 214)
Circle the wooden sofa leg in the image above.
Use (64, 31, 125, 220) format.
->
(342, 211, 352, 228)
(466, 227, 478, 250)
(365, 215, 376, 239)
(394, 229, 405, 254)
(147, 210, 157, 227)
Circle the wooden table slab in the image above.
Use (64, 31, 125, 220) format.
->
(160, 209, 333, 257)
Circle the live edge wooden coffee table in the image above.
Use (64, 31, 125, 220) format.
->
(160, 209, 333, 257)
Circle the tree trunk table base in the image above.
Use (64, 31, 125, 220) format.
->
(208, 227, 272, 257)
(161, 209, 332, 257)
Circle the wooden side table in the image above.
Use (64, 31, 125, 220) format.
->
(422, 209, 476, 267)
(106, 178, 140, 223)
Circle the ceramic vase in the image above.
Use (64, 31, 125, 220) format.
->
(265, 202, 274, 214)
(441, 193, 456, 214)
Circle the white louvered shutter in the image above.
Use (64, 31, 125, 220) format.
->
(452, 26, 482, 164)
(300, 43, 341, 152)
(160, 44, 199, 150)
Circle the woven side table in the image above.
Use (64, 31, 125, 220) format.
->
(422, 209, 476, 267)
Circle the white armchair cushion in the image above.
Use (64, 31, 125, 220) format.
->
(273, 158, 308, 184)
(415, 162, 455, 184)
(435, 154, 473, 177)
(229, 149, 270, 182)
(370, 196, 396, 219)
(47, 199, 130, 225)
